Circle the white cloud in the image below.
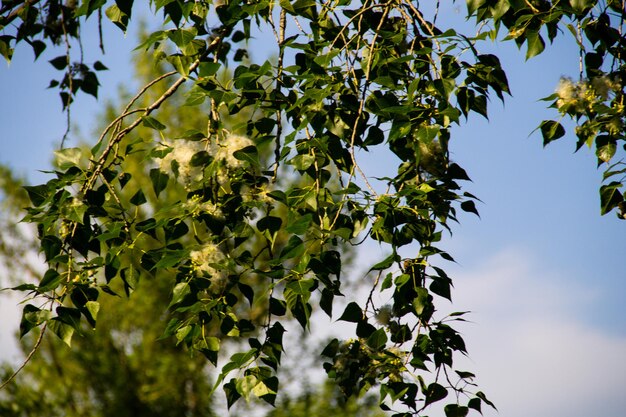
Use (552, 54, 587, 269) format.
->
(448, 248, 626, 417)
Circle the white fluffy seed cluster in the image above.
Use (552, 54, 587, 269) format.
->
(212, 133, 254, 169)
(158, 133, 255, 187)
(182, 194, 224, 219)
(190, 242, 228, 292)
(555, 76, 620, 112)
(159, 140, 204, 186)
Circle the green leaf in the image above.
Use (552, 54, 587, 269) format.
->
(285, 213, 312, 234)
(149, 169, 169, 197)
(23, 184, 49, 206)
(20, 304, 50, 338)
(320, 288, 334, 318)
(285, 279, 315, 297)
(321, 338, 339, 357)
(74, 0, 107, 17)
(199, 62, 221, 77)
(455, 370, 476, 379)
(596, 135, 616, 163)
(238, 283, 254, 306)
(476, 391, 497, 409)
(364, 126, 385, 146)
(49, 320, 75, 347)
(64, 198, 88, 224)
(56, 306, 82, 328)
(205, 336, 220, 351)
(115, 0, 134, 17)
(526, 31, 545, 59)
(289, 154, 315, 170)
(338, 302, 362, 323)
(142, 116, 167, 131)
(460, 200, 480, 217)
(93, 61, 108, 71)
(252, 378, 274, 398)
(49, 56, 68, 70)
(134, 30, 167, 51)
(366, 328, 387, 350)
(425, 382, 448, 406)
(236, 375, 258, 400)
(0, 36, 14, 63)
(39, 269, 61, 291)
(381, 273, 393, 291)
(221, 349, 258, 376)
(176, 324, 192, 344)
(167, 54, 193, 76)
(49, 307, 82, 346)
(224, 379, 242, 408)
(84, 301, 100, 324)
(11, 284, 38, 292)
(413, 287, 431, 315)
(168, 282, 190, 308)
(600, 182, 623, 215)
(258, 216, 283, 233)
(430, 275, 452, 300)
(539, 120, 565, 146)
(105, 4, 129, 32)
(444, 404, 469, 417)
(370, 253, 398, 271)
(233, 145, 259, 167)
(130, 189, 147, 205)
(136, 218, 158, 239)
(279, 235, 304, 260)
(184, 88, 209, 107)
(468, 397, 482, 413)
(570, 0, 593, 14)
(54, 147, 82, 170)
(167, 27, 198, 48)
(279, 0, 295, 13)
(491, 0, 510, 20)
(466, 0, 487, 15)
(269, 297, 287, 316)
(41, 235, 63, 262)
(289, 297, 311, 329)
(81, 70, 100, 98)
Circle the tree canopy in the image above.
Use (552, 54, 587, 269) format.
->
(0, 0, 624, 416)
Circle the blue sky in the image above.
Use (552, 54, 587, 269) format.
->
(1, 3, 625, 417)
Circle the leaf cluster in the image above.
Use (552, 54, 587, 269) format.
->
(2, 0, 624, 415)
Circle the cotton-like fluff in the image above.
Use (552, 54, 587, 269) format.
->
(159, 140, 204, 186)
(190, 242, 227, 293)
(212, 133, 254, 169)
(555, 77, 578, 109)
(555, 76, 620, 113)
(182, 194, 224, 219)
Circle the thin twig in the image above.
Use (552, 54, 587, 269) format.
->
(577, 21, 584, 79)
(120, 71, 178, 125)
(346, 5, 390, 196)
(82, 36, 223, 193)
(328, 4, 378, 52)
(272, 9, 286, 183)
(403, 0, 443, 79)
(92, 108, 149, 157)
(365, 270, 383, 313)
(98, 8, 105, 54)
(88, 71, 175, 165)
(59, 7, 73, 149)
(100, 174, 131, 234)
(0, 322, 47, 391)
